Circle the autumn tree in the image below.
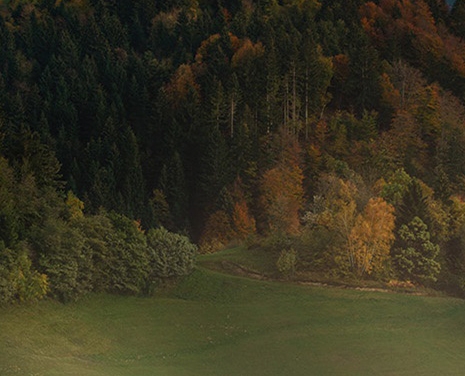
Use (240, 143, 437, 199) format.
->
(0, 242, 48, 304)
(303, 173, 359, 270)
(232, 200, 256, 240)
(230, 178, 256, 240)
(260, 143, 304, 235)
(65, 191, 84, 221)
(199, 210, 235, 253)
(198, 176, 255, 251)
(360, 0, 465, 99)
(348, 197, 395, 277)
(377, 111, 427, 176)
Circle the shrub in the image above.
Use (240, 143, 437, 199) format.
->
(105, 212, 150, 294)
(393, 217, 441, 285)
(70, 214, 115, 292)
(276, 248, 297, 279)
(0, 242, 48, 304)
(31, 218, 91, 302)
(146, 227, 197, 279)
(198, 238, 225, 254)
(262, 232, 293, 253)
(13, 244, 48, 303)
(199, 210, 234, 252)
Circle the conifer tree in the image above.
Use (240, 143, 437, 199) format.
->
(159, 152, 189, 230)
(397, 179, 429, 228)
(450, 0, 465, 40)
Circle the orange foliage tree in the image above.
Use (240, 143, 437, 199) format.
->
(232, 200, 256, 240)
(199, 177, 256, 252)
(377, 110, 427, 175)
(348, 197, 395, 276)
(229, 176, 256, 240)
(260, 163, 304, 235)
(361, 0, 465, 90)
(163, 64, 200, 109)
(199, 210, 235, 253)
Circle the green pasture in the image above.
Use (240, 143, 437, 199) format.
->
(1, 249, 465, 375)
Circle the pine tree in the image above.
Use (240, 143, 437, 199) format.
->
(450, 0, 465, 40)
(397, 179, 429, 228)
(159, 152, 189, 230)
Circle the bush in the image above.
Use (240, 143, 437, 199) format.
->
(14, 211, 199, 302)
(298, 227, 338, 271)
(0, 242, 48, 304)
(71, 214, 115, 292)
(31, 219, 92, 302)
(146, 227, 197, 279)
(276, 248, 297, 279)
(105, 212, 150, 294)
(262, 232, 293, 253)
(198, 238, 225, 254)
(13, 244, 48, 303)
(393, 217, 441, 285)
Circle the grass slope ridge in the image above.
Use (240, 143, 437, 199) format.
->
(1, 260, 465, 375)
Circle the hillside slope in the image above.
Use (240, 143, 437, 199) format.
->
(3, 0, 465, 301)
(1, 268, 465, 375)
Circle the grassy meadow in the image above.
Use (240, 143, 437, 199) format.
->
(1, 249, 465, 375)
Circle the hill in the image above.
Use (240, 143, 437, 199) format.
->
(2, 0, 465, 301)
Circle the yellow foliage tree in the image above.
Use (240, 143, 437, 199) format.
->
(449, 195, 465, 237)
(65, 191, 84, 220)
(348, 197, 395, 276)
(311, 174, 358, 236)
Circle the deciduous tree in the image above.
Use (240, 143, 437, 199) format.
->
(393, 216, 441, 284)
(348, 197, 395, 276)
(260, 162, 304, 235)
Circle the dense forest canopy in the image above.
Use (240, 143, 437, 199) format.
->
(3, 0, 465, 302)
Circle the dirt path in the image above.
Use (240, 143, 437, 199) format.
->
(206, 260, 429, 296)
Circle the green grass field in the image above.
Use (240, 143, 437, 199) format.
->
(1, 249, 465, 375)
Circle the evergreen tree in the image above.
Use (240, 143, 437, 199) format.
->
(345, 31, 382, 113)
(199, 125, 232, 212)
(159, 152, 189, 230)
(450, 0, 465, 40)
(397, 179, 429, 228)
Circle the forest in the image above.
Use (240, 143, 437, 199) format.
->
(2, 0, 465, 303)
